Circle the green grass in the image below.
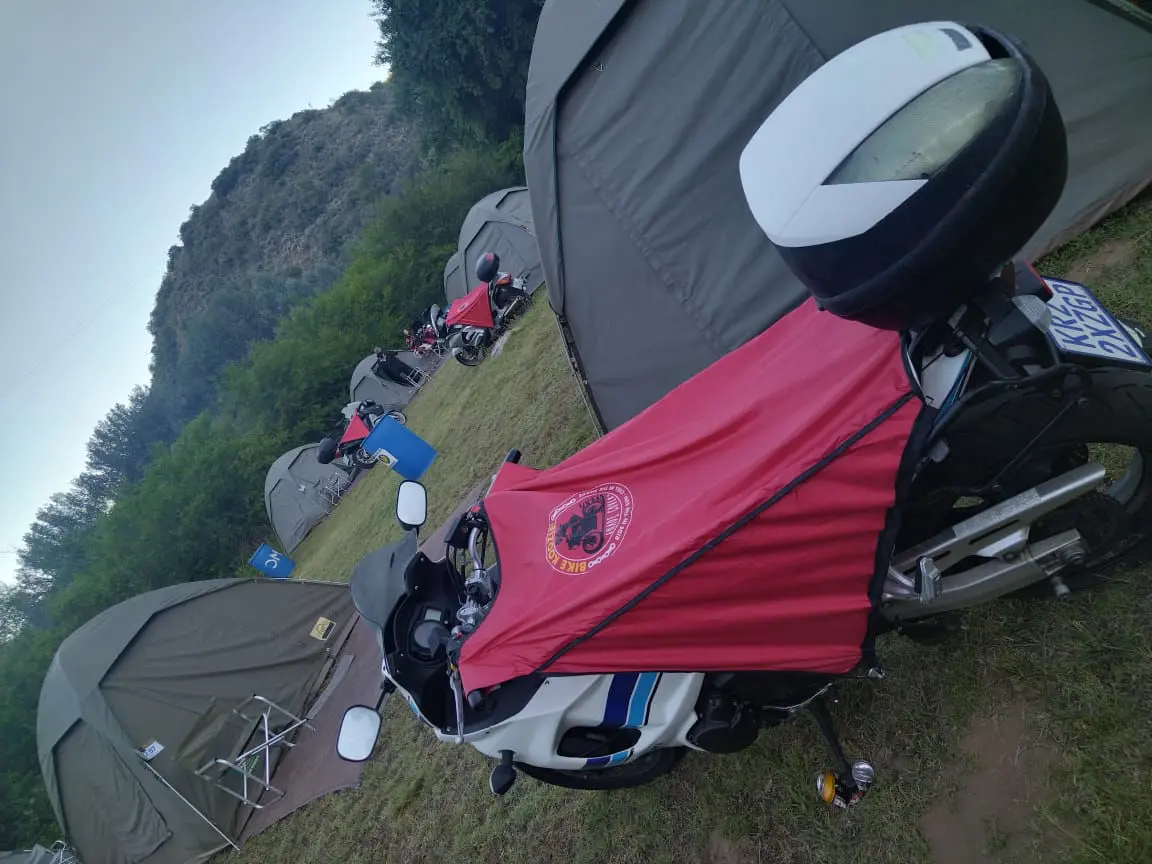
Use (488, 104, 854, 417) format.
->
(288, 302, 598, 581)
(239, 197, 1152, 864)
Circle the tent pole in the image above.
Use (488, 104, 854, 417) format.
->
(140, 759, 240, 852)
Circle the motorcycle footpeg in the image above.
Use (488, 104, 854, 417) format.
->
(489, 750, 517, 796)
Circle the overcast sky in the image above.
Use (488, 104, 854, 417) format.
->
(0, 0, 385, 583)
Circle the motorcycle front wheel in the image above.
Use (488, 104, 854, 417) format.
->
(902, 359, 1152, 595)
(387, 410, 407, 426)
(455, 346, 484, 366)
(516, 747, 686, 791)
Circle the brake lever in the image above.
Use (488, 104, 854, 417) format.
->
(437, 634, 467, 744)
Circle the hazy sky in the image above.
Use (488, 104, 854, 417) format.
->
(0, 0, 385, 583)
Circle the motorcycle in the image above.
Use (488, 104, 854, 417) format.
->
(443, 252, 531, 366)
(335, 22, 1152, 808)
(316, 400, 406, 471)
(405, 320, 443, 359)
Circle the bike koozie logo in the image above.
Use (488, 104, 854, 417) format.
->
(545, 483, 634, 574)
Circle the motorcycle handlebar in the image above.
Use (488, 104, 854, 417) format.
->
(467, 527, 485, 576)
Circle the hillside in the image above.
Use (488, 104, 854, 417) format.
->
(147, 82, 421, 427)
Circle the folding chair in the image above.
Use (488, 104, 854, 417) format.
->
(321, 471, 351, 507)
(193, 695, 313, 808)
(47, 842, 79, 864)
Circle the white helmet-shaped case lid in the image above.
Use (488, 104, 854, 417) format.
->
(738, 21, 1067, 330)
(740, 22, 990, 248)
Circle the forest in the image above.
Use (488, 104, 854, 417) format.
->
(0, 0, 543, 847)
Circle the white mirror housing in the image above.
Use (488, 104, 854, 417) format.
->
(336, 705, 382, 762)
(396, 480, 428, 531)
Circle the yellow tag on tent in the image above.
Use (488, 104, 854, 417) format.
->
(310, 617, 335, 641)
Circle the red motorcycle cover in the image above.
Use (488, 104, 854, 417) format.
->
(458, 300, 923, 693)
(446, 283, 495, 329)
(339, 413, 372, 446)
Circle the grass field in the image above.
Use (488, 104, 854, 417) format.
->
(238, 196, 1152, 864)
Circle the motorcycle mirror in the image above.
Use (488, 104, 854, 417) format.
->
(738, 21, 1066, 331)
(396, 480, 428, 532)
(336, 705, 382, 762)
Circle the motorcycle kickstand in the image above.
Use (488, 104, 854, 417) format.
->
(806, 693, 875, 808)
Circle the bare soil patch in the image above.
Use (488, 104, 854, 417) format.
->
(1064, 237, 1139, 283)
(920, 703, 1065, 864)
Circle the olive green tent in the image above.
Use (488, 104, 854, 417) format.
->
(264, 444, 346, 554)
(37, 579, 356, 864)
(444, 187, 544, 303)
(524, 0, 1152, 432)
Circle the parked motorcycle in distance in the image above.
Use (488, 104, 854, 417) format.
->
(427, 304, 449, 354)
(316, 400, 406, 470)
(443, 252, 531, 366)
(404, 321, 442, 359)
(335, 22, 1152, 809)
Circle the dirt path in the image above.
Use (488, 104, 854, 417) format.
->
(919, 703, 1066, 864)
(1063, 237, 1139, 283)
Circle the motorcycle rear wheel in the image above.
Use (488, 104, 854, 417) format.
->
(351, 449, 378, 470)
(903, 361, 1152, 595)
(516, 747, 685, 791)
(455, 346, 484, 366)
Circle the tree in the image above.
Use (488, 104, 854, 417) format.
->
(14, 483, 104, 620)
(370, 0, 544, 146)
(85, 385, 170, 499)
(0, 627, 65, 849)
(0, 40, 532, 838)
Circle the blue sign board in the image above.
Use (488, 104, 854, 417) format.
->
(249, 543, 296, 578)
(362, 417, 438, 481)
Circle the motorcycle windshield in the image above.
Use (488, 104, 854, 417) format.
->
(457, 300, 923, 693)
(349, 532, 419, 654)
(445, 283, 495, 329)
(349, 532, 438, 730)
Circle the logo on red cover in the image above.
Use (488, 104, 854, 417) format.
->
(545, 483, 634, 574)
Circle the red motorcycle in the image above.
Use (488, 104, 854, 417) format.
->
(405, 324, 442, 359)
(317, 400, 406, 470)
(444, 252, 531, 366)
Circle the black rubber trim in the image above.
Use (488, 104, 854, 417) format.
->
(862, 401, 935, 660)
(1085, 0, 1152, 33)
(534, 391, 918, 675)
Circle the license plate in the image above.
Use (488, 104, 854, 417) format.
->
(1042, 278, 1151, 367)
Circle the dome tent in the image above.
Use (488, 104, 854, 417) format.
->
(264, 444, 345, 553)
(523, 0, 1152, 433)
(443, 251, 464, 305)
(444, 187, 543, 304)
(37, 579, 355, 864)
(348, 350, 436, 407)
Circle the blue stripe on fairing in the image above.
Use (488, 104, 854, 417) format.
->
(603, 672, 639, 727)
(625, 673, 660, 728)
(584, 749, 632, 768)
(582, 674, 663, 768)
